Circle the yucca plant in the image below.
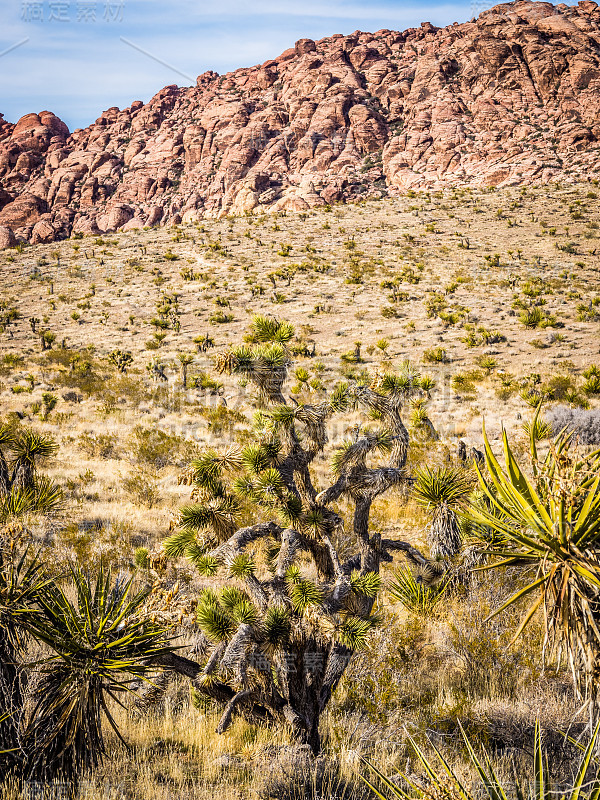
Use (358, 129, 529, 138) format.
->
(159, 316, 434, 754)
(23, 565, 173, 786)
(413, 466, 473, 558)
(10, 429, 58, 491)
(361, 720, 600, 800)
(0, 549, 50, 764)
(0, 424, 14, 496)
(388, 565, 447, 617)
(0, 476, 64, 522)
(470, 418, 600, 726)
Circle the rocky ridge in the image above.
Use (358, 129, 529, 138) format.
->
(2, 0, 600, 244)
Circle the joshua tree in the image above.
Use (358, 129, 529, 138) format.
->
(177, 352, 195, 388)
(194, 333, 215, 353)
(108, 349, 133, 374)
(159, 316, 431, 753)
(413, 466, 472, 559)
(11, 430, 59, 492)
(471, 423, 600, 728)
(40, 330, 56, 351)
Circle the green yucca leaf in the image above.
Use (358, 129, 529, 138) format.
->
(388, 566, 447, 617)
(269, 405, 296, 428)
(0, 478, 64, 521)
(413, 465, 473, 508)
(337, 615, 375, 650)
(331, 440, 354, 476)
(329, 382, 351, 412)
(196, 603, 235, 642)
(197, 588, 220, 609)
(254, 468, 286, 503)
(232, 475, 256, 499)
(361, 719, 600, 800)
(189, 452, 223, 488)
(261, 438, 283, 462)
(380, 373, 411, 395)
(241, 445, 272, 475)
(190, 552, 220, 576)
(228, 554, 257, 579)
(262, 607, 291, 647)
(294, 367, 310, 383)
(162, 528, 196, 558)
(288, 579, 323, 613)
(254, 343, 289, 371)
(301, 508, 326, 536)
(278, 494, 303, 525)
(372, 429, 394, 454)
(179, 496, 240, 536)
(220, 586, 251, 610)
(420, 374, 436, 393)
(284, 565, 303, 584)
(245, 315, 295, 344)
(22, 564, 173, 783)
(232, 599, 259, 625)
(12, 429, 59, 461)
(350, 571, 382, 598)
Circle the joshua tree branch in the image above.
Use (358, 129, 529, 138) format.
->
(216, 689, 255, 734)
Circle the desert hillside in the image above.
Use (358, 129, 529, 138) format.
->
(3, 0, 600, 245)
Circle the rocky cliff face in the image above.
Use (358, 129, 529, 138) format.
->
(2, 0, 600, 244)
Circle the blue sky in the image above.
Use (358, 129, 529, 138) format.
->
(0, 0, 488, 131)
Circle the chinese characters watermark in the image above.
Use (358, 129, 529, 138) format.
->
(21, 1, 125, 23)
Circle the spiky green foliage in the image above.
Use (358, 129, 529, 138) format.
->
(413, 465, 473, 558)
(10, 430, 59, 491)
(228, 553, 257, 579)
(361, 720, 600, 800)
(0, 477, 64, 521)
(0, 550, 49, 759)
(197, 599, 236, 642)
(329, 382, 351, 412)
(388, 566, 447, 617)
(244, 315, 295, 344)
(24, 566, 172, 785)
(471, 417, 600, 716)
(337, 615, 377, 650)
(413, 466, 473, 508)
(288, 579, 323, 613)
(262, 606, 291, 648)
(522, 414, 552, 441)
(179, 496, 241, 537)
(350, 571, 382, 598)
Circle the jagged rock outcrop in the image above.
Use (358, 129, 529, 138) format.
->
(2, 0, 600, 244)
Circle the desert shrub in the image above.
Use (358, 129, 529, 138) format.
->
(58, 519, 135, 568)
(199, 405, 246, 435)
(423, 347, 448, 364)
(78, 432, 118, 459)
(188, 371, 224, 393)
(546, 406, 600, 445)
(128, 426, 197, 468)
(122, 465, 161, 508)
(335, 616, 434, 726)
(258, 754, 369, 800)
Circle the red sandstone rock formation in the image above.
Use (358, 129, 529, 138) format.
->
(2, 0, 600, 244)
